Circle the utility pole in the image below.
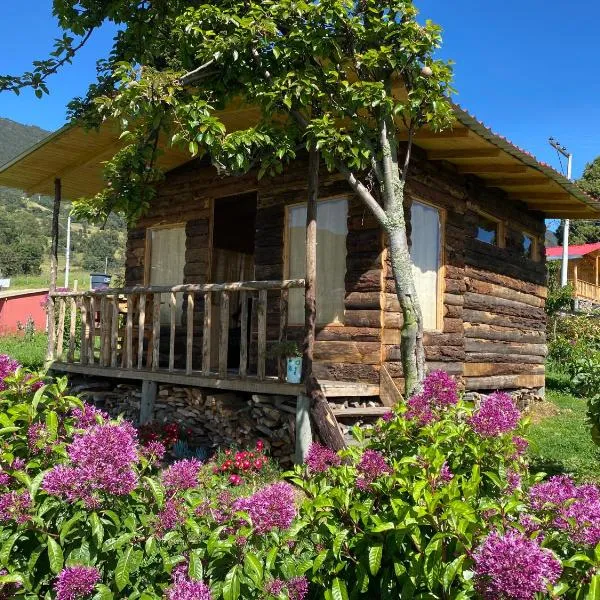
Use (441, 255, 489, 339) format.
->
(64, 215, 72, 288)
(549, 137, 573, 286)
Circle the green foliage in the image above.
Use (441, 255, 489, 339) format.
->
(0, 334, 47, 370)
(546, 261, 573, 317)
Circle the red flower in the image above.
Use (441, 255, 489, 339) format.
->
(229, 474, 242, 486)
(256, 440, 264, 451)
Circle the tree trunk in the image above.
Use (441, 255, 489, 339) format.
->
(303, 146, 346, 451)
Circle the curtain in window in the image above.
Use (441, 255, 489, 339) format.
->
(150, 227, 186, 324)
(410, 201, 441, 330)
(288, 198, 348, 325)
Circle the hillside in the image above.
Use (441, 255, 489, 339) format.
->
(0, 117, 126, 285)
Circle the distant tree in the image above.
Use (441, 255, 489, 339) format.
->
(81, 230, 125, 272)
(0, 210, 45, 275)
(556, 156, 600, 245)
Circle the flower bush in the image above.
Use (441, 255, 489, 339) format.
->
(0, 365, 599, 598)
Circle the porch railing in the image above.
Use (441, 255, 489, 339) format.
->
(572, 279, 600, 303)
(47, 279, 305, 382)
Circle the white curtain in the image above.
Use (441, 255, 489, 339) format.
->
(410, 201, 441, 330)
(288, 198, 348, 325)
(150, 227, 186, 323)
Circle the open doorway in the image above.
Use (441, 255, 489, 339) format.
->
(210, 192, 257, 370)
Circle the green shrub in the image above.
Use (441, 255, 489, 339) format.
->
(0, 333, 47, 370)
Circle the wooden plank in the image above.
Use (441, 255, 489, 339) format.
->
(278, 289, 289, 380)
(257, 289, 267, 380)
(428, 148, 501, 160)
(219, 291, 230, 378)
(202, 292, 212, 376)
(314, 341, 381, 364)
(486, 177, 548, 187)
(318, 380, 380, 397)
(80, 297, 88, 365)
(333, 407, 390, 417)
(137, 293, 146, 369)
(126, 295, 134, 369)
(465, 374, 545, 391)
(152, 293, 161, 371)
(464, 363, 545, 377)
(379, 364, 402, 406)
(56, 298, 66, 360)
(51, 362, 305, 396)
(98, 296, 107, 366)
(463, 323, 546, 344)
(239, 290, 248, 378)
(169, 292, 176, 372)
(457, 163, 528, 174)
(88, 295, 95, 364)
(110, 296, 119, 368)
(465, 339, 547, 356)
(140, 380, 157, 425)
(186, 291, 194, 375)
(67, 297, 77, 363)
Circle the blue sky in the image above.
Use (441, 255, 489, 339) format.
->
(0, 1, 598, 178)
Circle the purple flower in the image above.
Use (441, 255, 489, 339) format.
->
(162, 459, 202, 491)
(265, 579, 285, 596)
(506, 470, 521, 493)
(54, 566, 101, 600)
(439, 461, 454, 483)
(157, 497, 187, 536)
(305, 442, 341, 473)
(356, 450, 392, 489)
(474, 530, 561, 600)
(512, 436, 529, 458)
(141, 440, 166, 463)
(0, 355, 19, 391)
(405, 393, 436, 425)
(233, 482, 297, 534)
(11, 458, 25, 471)
(166, 579, 212, 600)
(43, 422, 138, 506)
(0, 491, 31, 523)
(0, 471, 11, 487)
(529, 475, 600, 545)
(422, 370, 458, 406)
(71, 404, 109, 429)
(469, 392, 520, 437)
(286, 576, 309, 600)
(381, 411, 394, 422)
(27, 423, 49, 454)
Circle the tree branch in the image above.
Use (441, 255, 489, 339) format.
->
(178, 59, 217, 86)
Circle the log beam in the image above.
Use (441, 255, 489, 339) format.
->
(428, 148, 501, 160)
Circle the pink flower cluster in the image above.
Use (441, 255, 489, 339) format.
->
(529, 475, 600, 545)
(233, 482, 297, 534)
(27, 423, 50, 454)
(54, 566, 100, 600)
(265, 576, 308, 600)
(0, 470, 11, 487)
(474, 530, 561, 600)
(469, 392, 520, 437)
(406, 370, 458, 425)
(162, 459, 202, 491)
(0, 490, 31, 523)
(0, 355, 19, 391)
(439, 462, 454, 483)
(70, 404, 109, 429)
(305, 442, 341, 473)
(356, 450, 392, 489)
(43, 422, 138, 507)
(157, 497, 187, 537)
(141, 440, 166, 463)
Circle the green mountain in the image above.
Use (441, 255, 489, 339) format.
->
(0, 117, 49, 167)
(0, 117, 126, 283)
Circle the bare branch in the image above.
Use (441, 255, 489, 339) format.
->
(178, 59, 217, 86)
(400, 121, 415, 184)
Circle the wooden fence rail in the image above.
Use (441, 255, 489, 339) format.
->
(48, 279, 305, 383)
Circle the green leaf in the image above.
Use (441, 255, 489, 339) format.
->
(115, 546, 134, 592)
(143, 476, 164, 508)
(46, 411, 59, 437)
(93, 584, 114, 600)
(331, 578, 349, 600)
(188, 550, 203, 581)
(587, 574, 600, 599)
(243, 553, 263, 587)
(90, 512, 104, 546)
(0, 532, 20, 566)
(222, 565, 240, 600)
(60, 512, 83, 544)
(47, 537, 64, 574)
(369, 544, 383, 576)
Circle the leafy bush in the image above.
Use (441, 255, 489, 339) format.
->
(0, 365, 599, 598)
(0, 334, 47, 370)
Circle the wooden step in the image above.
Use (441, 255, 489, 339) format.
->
(318, 380, 380, 397)
(332, 406, 390, 417)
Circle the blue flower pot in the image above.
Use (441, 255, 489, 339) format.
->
(286, 357, 302, 384)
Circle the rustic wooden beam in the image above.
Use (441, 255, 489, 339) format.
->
(169, 292, 176, 372)
(257, 289, 267, 380)
(152, 293, 161, 371)
(56, 298, 66, 360)
(219, 292, 230, 378)
(137, 293, 146, 369)
(110, 295, 119, 368)
(186, 292, 194, 375)
(399, 127, 470, 140)
(428, 148, 501, 160)
(140, 380, 157, 425)
(45, 177, 61, 364)
(239, 290, 248, 378)
(486, 177, 549, 187)
(457, 163, 528, 174)
(202, 292, 212, 375)
(508, 192, 571, 201)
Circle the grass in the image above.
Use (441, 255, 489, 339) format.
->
(0, 333, 48, 370)
(527, 386, 600, 482)
(8, 269, 90, 291)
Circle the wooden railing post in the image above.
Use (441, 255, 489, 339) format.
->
(239, 290, 248, 377)
(137, 293, 146, 369)
(169, 292, 176, 372)
(152, 292, 161, 371)
(219, 291, 230, 377)
(278, 289, 289, 380)
(202, 292, 212, 375)
(186, 292, 194, 374)
(257, 289, 267, 380)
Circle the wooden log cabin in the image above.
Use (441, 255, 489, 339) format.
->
(1, 104, 599, 436)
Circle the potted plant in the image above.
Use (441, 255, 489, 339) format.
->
(268, 341, 303, 383)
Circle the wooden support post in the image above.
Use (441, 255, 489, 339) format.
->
(56, 298, 66, 360)
(186, 292, 194, 374)
(67, 296, 77, 363)
(202, 292, 212, 375)
(137, 293, 146, 369)
(88, 295, 96, 364)
(219, 291, 230, 377)
(45, 178, 61, 365)
(152, 293, 161, 371)
(278, 289, 289, 380)
(257, 289, 267, 380)
(140, 380, 157, 425)
(239, 290, 248, 377)
(126, 295, 134, 369)
(110, 295, 119, 368)
(169, 292, 176, 372)
(295, 393, 312, 464)
(80, 297, 88, 365)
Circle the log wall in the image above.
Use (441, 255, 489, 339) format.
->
(125, 150, 548, 392)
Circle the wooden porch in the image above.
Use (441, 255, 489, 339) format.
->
(571, 279, 600, 303)
(46, 279, 380, 398)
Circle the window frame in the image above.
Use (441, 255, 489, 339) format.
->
(144, 222, 187, 286)
(284, 196, 349, 327)
(520, 229, 540, 262)
(473, 209, 505, 248)
(410, 197, 446, 332)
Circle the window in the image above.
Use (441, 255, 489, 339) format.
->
(149, 226, 186, 323)
(411, 200, 442, 331)
(521, 232, 537, 260)
(475, 212, 500, 245)
(287, 198, 348, 325)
